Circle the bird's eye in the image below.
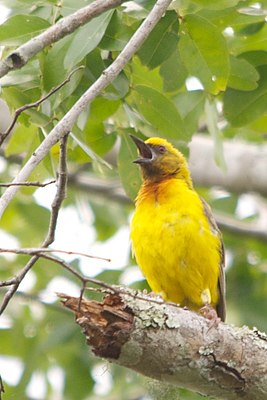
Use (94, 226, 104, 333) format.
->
(158, 145, 166, 154)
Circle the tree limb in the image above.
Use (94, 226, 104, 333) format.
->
(0, 0, 126, 78)
(0, 0, 173, 219)
(59, 289, 267, 400)
(189, 135, 267, 196)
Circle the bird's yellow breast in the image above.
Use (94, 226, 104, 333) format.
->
(130, 178, 221, 309)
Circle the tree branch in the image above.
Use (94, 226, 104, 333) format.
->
(0, 0, 172, 219)
(215, 212, 267, 241)
(0, 0, 126, 78)
(189, 135, 267, 196)
(59, 289, 267, 400)
(0, 136, 68, 315)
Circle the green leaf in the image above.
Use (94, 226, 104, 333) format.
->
(224, 66, 267, 126)
(64, 10, 113, 69)
(179, 14, 229, 94)
(199, 6, 265, 32)
(131, 85, 187, 140)
(241, 51, 267, 67)
(88, 97, 121, 121)
(85, 48, 104, 83)
(85, 124, 117, 156)
(5, 123, 37, 157)
(70, 131, 110, 168)
(129, 57, 163, 91)
(228, 56, 259, 91)
(0, 14, 50, 45)
(40, 36, 71, 92)
(40, 38, 85, 109)
(173, 90, 205, 136)
(84, 50, 129, 99)
(60, 0, 93, 17)
(160, 49, 187, 92)
(105, 68, 129, 100)
(2, 87, 50, 127)
(230, 23, 267, 54)
(118, 131, 142, 200)
(0, 60, 40, 90)
(138, 11, 179, 69)
(99, 10, 135, 51)
(192, 0, 240, 9)
(83, 97, 120, 155)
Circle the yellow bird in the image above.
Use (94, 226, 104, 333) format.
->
(130, 135, 226, 321)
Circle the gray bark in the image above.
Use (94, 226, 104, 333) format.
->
(59, 289, 267, 400)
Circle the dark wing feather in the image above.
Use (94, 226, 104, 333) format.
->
(201, 198, 226, 322)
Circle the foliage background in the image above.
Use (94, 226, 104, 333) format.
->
(0, 0, 267, 399)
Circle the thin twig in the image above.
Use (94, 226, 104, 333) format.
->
(0, 248, 169, 309)
(0, 180, 56, 188)
(0, 247, 110, 262)
(216, 213, 267, 241)
(0, 0, 173, 219)
(0, 136, 69, 315)
(0, 67, 84, 146)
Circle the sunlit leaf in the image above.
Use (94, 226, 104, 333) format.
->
(224, 65, 267, 126)
(192, 0, 240, 9)
(64, 11, 113, 69)
(128, 57, 163, 91)
(0, 14, 50, 45)
(118, 131, 142, 200)
(230, 23, 267, 54)
(173, 90, 205, 137)
(138, 11, 179, 69)
(5, 123, 37, 157)
(179, 14, 229, 94)
(228, 56, 259, 91)
(131, 85, 187, 140)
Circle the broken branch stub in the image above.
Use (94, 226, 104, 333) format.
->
(59, 292, 134, 359)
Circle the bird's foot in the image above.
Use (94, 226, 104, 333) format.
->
(200, 304, 221, 329)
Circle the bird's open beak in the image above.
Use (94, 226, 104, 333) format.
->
(130, 135, 153, 164)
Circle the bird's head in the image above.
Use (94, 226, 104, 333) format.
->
(130, 135, 192, 186)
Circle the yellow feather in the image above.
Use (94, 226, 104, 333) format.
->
(130, 136, 225, 318)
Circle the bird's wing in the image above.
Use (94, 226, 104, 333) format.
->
(201, 198, 226, 322)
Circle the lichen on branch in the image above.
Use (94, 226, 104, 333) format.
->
(59, 289, 267, 400)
